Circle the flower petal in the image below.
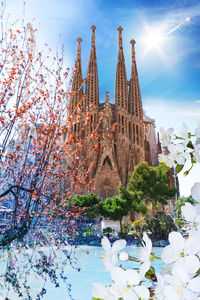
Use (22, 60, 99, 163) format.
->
(112, 239, 126, 252)
(161, 245, 180, 264)
(134, 286, 150, 300)
(111, 267, 125, 284)
(172, 264, 190, 284)
(181, 202, 196, 222)
(191, 182, 200, 202)
(184, 254, 200, 274)
(188, 277, 200, 293)
(185, 236, 200, 255)
(139, 259, 151, 279)
(92, 282, 111, 299)
(168, 231, 184, 249)
(125, 269, 140, 285)
(101, 236, 111, 251)
(142, 232, 152, 254)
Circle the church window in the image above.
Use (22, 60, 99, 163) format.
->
(129, 122, 131, 140)
(133, 124, 135, 143)
(102, 156, 112, 170)
(136, 125, 138, 134)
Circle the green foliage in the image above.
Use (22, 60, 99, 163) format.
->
(131, 217, 146, 237)
(121, 222, 130, 236)
(103, 227, 113, 237)
(99, 195, 131, 221)
(82, 226, 94, 236)
(120, 162, 176, 215)
(70, 193, 101, 219)
(174, 196, 196, 217)
(144, 213, 177, 240)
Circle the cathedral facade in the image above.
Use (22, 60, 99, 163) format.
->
(70, 26, 161, 199)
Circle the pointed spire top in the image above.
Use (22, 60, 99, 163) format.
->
(130, 39, 136, 46)
(76, 37, 82, 60)
(91, 25, 96, 47)
(105, 91, 110, 104)
(117, 26, 123, 49)
(117, 26, 123, 32)
(77, 37, 82, 44)
(130, 39, 136, 62)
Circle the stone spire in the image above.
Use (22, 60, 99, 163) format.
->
(71, 37, 83, 112)
(157, 132, 162, 155)
(129, 39, 143, 119)
(115, 26, 128, 110)
(85, 25, 99, 107)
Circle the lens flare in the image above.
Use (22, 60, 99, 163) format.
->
(167, 16, 191, 36)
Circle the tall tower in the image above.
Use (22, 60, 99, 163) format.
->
(85, 25, 99, 108)
(115, 26, 128, 110)
(70, 37, 83, 112)
(129, 40, 143, 119)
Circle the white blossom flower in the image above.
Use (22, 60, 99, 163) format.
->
(167, 143, 189, 165)
(110, 267, 150, 300)
(160, 127, 174, 147)
(162, 263, 200, 300)
(101, 236, 126, 271)
(158, 153, 175, 168)
(161, 231, 200, 264)
(191, 182, 200, 202)
(195, 125, 200, 139)
(92, 282, 114, 299)
(181, 201, 200, 237)
(139, 232, 152, 278)
(179, 122, 189, 143)
(193, 143, 200, 163)
(181, 202, 197, 222)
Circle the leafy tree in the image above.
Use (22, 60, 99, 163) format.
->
(143, 213, 177, 240)
(70, 193, 101, 219)
(120, 162, 176, 215)
(99, 195, 132, 233)
(174, 196, 196, 217)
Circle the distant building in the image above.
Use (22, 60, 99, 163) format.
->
(69, 26, 163, 199)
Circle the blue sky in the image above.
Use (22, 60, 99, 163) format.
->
(5, 0, 200, 195)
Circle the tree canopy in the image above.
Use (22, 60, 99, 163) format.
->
(99, 195, 131, 222)
(121, 162, 177, 215)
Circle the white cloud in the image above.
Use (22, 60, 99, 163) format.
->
(143, 97, 200, 133)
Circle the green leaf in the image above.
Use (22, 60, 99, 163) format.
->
(145, 266, 155, 280)
(176, 164, 184, 173)
(187, 140, 194, 149)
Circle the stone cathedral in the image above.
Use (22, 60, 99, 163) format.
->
(70, 26, 161, 199)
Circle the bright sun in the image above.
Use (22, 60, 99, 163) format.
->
(145, 31, 165, 48)
(142, 28, 165, 51)
(141, 26, 167, 56)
